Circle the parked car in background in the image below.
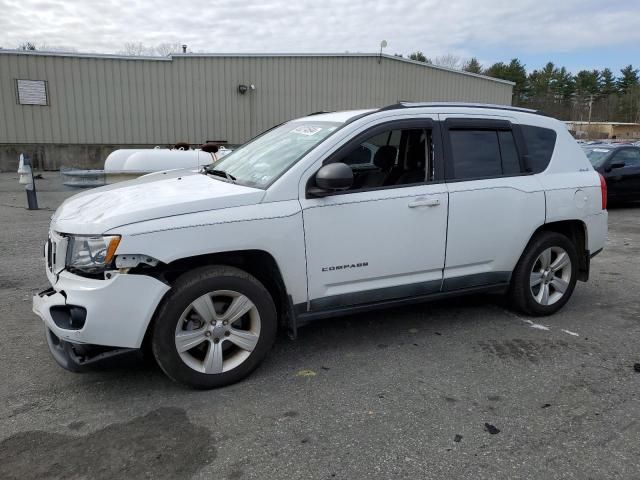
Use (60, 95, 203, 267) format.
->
(584, 145, 640, 202)
(34, 103, 608, 389)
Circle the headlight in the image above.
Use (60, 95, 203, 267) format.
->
(66, 235, 121, 274)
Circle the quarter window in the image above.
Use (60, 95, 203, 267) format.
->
(449, 129, 522, 180)
(520, 125, 557, 173)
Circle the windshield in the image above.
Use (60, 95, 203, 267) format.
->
(206, 121, 342, 188)
(585, 148, 612, 167)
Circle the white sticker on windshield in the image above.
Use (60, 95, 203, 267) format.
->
(291, 126, 322, 136)
(593, 149, 610, 153)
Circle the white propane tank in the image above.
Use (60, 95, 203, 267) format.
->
(217, 146, 233, 158)
(121, 150, 211, 172)
(104, 149, 148, 171)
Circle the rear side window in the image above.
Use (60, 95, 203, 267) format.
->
(450, 130, 501, 179)
(449, 129, 522, 180)
(521, 125, 557, 173)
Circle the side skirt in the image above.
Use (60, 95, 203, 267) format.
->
(294, 282, 509, 327)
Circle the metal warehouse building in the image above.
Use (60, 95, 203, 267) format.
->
(0, 50, 513, 171)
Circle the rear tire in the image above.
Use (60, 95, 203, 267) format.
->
(151, 265, 277, 389)
(509, 231, 578, 316)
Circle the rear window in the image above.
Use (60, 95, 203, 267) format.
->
(521, 125, 557, 173)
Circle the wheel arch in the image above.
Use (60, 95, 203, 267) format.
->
(140, 249, 292, 352)
(523, 219, 589, 281)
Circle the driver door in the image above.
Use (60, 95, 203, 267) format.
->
(299, 117, 448, 311)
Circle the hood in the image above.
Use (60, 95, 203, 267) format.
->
(52, 170, 265, 234)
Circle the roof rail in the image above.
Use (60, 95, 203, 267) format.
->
(378, 102, 544, 115)
(306, 110, 332, 116)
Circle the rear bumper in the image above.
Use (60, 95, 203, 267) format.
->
(577, 211, 607, 282)
(33, 270, 171, 349)
(585, 211, 608, 253)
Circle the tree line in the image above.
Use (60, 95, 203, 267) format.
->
(406, 52, 640, 123)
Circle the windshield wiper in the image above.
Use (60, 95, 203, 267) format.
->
(204, 166, 236, 182)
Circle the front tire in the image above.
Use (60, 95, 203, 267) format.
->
(509, 231, 578, 316)
(151, 266, 277, 389)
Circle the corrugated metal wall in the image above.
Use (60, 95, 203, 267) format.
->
(0, 52, 513, 146)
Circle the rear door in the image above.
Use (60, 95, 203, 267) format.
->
(440, 116, 546, 289)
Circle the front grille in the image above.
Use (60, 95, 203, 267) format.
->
(46, 237, 53, 272)
(46, 232, 68, 274)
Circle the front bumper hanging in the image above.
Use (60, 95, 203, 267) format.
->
(45, 327, 136, 372)
(33, 270, 171, 349)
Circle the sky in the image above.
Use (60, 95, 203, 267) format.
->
(1, 0, 638, 74)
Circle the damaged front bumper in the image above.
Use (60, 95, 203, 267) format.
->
(33, 270, 171, 368)
(44, 326, 136, 372)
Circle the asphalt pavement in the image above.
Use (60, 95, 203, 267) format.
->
(1, 172, 639, 479)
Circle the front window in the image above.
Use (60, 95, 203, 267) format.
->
(206, 121, 341, 188)
(585, 148, 612, 168)
(336, 127, 433, 190)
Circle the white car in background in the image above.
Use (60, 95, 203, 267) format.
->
(34, 103, 608, 389)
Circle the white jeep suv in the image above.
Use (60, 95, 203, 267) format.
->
(33, 103, 608, 389)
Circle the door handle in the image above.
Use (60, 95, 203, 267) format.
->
(408, 197, 440, 208)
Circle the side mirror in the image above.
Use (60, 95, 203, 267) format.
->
(308, 163, 353, 197)
(608, 161, 625, 171)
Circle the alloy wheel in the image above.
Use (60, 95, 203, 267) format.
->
(174, 290, 261, 374)
(529, 246, 572, 306)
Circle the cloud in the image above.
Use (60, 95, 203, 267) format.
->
(0, 0, 638, 62)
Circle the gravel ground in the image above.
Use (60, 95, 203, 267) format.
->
(1, 172, 639, 479)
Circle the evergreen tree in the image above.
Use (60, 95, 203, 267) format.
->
(572, 70, 602, 121)
(615, 65, 640, 122)
(553, 66, 575, 102)
(484, 58, 527, 104)
(574, 70, 601, 96)
(463, 57, 483, 74)
(600, 68, 617, 95)
(18, 42, 37, 51)
(527, 62, 556, 103)
(409, 51, 431, 63)
(617, 65, 639, 95)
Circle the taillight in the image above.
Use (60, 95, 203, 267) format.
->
(599, 173, 607, 210)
